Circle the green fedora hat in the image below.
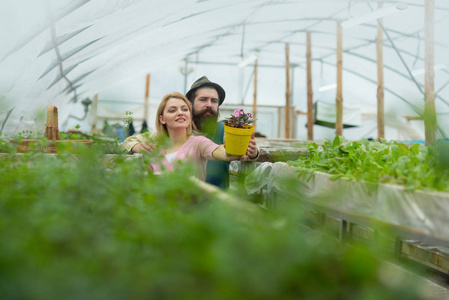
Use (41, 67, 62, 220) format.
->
(185, 76, 225, 106)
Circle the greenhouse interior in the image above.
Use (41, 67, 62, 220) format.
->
(2, 0, 449, 299)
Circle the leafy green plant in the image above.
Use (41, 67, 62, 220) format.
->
(10, 130, 44, 140)
(0, 122, 123, 153)
(220, 108, 256, 128)
(287, 136, 449, 192)
(60, 131, 89, 140)
(123, 110, 133, 137)
(0, 146, 428, 299)
(17, 129, 33, 139)
(0, 132, 15, 153)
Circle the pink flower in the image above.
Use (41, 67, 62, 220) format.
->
(222, 108, 256, 128)
(234, 109, 245, 117)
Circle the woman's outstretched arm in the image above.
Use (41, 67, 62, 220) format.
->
(211, 145, 242, 161)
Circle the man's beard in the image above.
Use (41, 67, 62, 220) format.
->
(192, 107, 219, 136)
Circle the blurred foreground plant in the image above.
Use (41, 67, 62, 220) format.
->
(0, 146, 429, 300)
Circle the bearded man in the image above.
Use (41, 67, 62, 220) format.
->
(121, 76, 259, 189)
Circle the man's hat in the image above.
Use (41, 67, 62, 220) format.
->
(185, 76, 225, 106)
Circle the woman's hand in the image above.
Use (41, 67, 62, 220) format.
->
(131, 143, 155, 153)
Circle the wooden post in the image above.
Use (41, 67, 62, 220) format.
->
(377, 3, 385, 140)
(285, 43, 291, 139)
(425, 0, 436, 146)
(252, 58, 258, 132)
(44, 105, 60, 140)
(335, 22, 343, 137)
(91, 94, 98, 132)
(306, 32, 314, 140)
(144, 73, 150, 123)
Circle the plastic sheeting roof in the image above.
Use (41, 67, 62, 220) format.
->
(1, 0, 449, 140)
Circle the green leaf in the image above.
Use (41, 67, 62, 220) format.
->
(410, 143, 420, 155)
(390, 145, 400, 159)
(308, 142, 318, 149)
(306, 170, 315, 182)
(332, 136, 341, 148)
(287, 160, 302, 167)
(360, 138, 370, 148)
(339, 146, 349, 154)
(329, 174, 344, 181)
(398, 143, 410, 155)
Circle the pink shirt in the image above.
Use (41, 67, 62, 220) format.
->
(149, 135, 220, 181)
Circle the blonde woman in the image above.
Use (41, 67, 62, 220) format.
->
(150, 92, 241, 181)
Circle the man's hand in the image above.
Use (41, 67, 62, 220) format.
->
(246, 131, 258, 159)
(131, 143, 155, 153)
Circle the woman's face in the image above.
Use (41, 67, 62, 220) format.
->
(159, 97, 191, 130)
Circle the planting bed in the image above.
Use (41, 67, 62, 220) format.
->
(232, 137, 449, 280)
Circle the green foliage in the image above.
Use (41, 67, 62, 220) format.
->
(287, 136, 449, 192)
(436, 138, 449, 170)
(17, 130, 34, 139)
(0, 147, 428, 299)
(0, 132, 15, 153)
(123, 111, 133, 137)
(60, 131, 88, 140)
(1, 130, 121, 154)
(11, 130, 44, 140)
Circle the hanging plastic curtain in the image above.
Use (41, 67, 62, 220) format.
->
(141, 120, 149, 133)
(128, 121, 135, 137)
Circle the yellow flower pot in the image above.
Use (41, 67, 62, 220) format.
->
(224, 125, 254, 156)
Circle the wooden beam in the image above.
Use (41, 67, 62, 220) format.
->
(406, 116, 423, 122)
(377, 3, 385, 140)
(336, 22, 343, 137)
(253, 58, 258, 132)
(425, 0, 436, 146)
(306, 32, 314, 140)
(144, 73, 150, 123)
(285, 43, 291, 139)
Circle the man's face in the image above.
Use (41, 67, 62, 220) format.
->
(192, 87, 219, 116)
(192, 87, 220, 134)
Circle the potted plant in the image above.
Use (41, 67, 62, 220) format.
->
(220, 108, 256, 155)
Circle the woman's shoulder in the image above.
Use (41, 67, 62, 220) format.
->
(186, 135, 218, 149)
(188, 135, 210, 143)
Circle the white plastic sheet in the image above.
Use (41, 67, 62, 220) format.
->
(244, 162, 449, 239)
(1, 0, 449, 139)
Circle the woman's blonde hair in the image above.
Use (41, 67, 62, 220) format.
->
(155, 92, 193, 137)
